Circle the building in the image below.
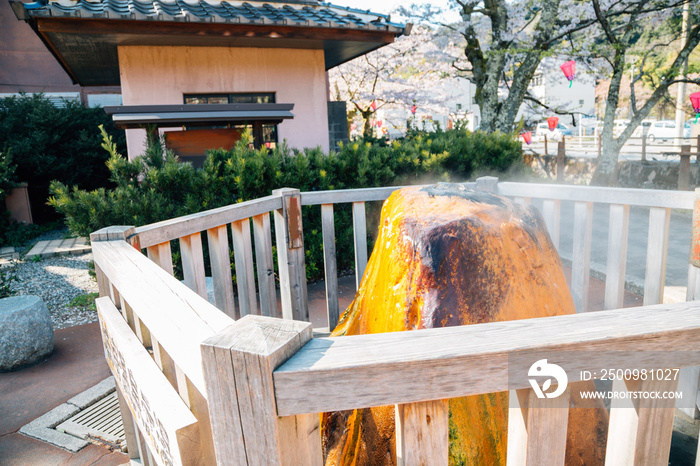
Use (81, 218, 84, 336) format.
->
(0, 0, 121, 106)
(519, 57, 596, 134)
(11, 0, 406, 161)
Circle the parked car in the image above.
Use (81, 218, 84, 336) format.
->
(535, 122, 574, 142)
(646, 120, 691, 143)
(631, 119, 656, 139)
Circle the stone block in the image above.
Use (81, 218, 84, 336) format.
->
(0, 296, 54, 371)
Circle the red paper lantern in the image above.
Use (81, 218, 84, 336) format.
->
(371, 101, 377, 111)
(691, 91, 700, 124)
(411, 105, 417, 115)
(521, 132, 532, 145)
(547, 116, 559, 131)
(560, 60, 575, 87)
(375, 120, 383, 127)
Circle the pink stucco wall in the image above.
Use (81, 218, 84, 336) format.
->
(118, 46, 329, 158)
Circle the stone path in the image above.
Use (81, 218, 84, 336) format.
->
(26, 237, 90, 260)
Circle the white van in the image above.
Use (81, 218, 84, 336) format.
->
(647, 120, 691, 143)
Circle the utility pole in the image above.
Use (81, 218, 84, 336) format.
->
(675, 1, 691, 147)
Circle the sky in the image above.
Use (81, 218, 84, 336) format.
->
(330, 0, 460, 22)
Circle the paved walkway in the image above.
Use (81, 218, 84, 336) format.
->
(26, 238, 90, 260)
(0, 323, 128, 465)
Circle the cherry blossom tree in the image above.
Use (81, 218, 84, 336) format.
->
(329, 25, 463, 137)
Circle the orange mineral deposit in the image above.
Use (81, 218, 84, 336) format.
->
(322, 184, 607, 465)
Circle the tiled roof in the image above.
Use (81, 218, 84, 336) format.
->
(20, 0, 404, 32)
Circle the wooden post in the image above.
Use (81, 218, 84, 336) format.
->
(476, 176, 499, 193)
(641, 134, 647, 161)
(605, 378, 678, 465)
(543, 134, 548, 156)
(557, 138, 566, 182)
(321, 204, 339, 330)
(90, 226, 137, 298)
(395, 400, 448, 466)
(597, 133, 602, 159)
(201, 316, 322, 466)
(697, 135, 700, 162)
(506, 387, 570, 465)
(679, 187, 700, 419)
(679, 144, 691, 191)
(273, 188, 309, 322)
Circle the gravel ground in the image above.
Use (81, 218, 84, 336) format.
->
(8, 252, 99, 330)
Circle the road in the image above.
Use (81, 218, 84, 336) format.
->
(530, 199, 692, 291)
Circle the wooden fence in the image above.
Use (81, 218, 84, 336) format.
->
(91, 178, 700, 465)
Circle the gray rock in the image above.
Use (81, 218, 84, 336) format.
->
(0, 295, 54, 371)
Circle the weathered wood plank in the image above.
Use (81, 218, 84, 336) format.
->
(497, 183, 695, 209)
(115, 385, 139, 460)
(202, 316, 321, 466)
(605, 377, 679, 466)
(146, 242, 174, 276)
(92, 241, 232, 398)
(604, 204, 630, 310)
(321, 204, 339, 330)
(232, 218, 257, 317)
(207, 225, 237, 319)
(300, 186, 402, 205)
(273, 188, 309, 322)
(180, 233, 208, 300)
(96, 297, 201, 465)
(252, 212, 278, 318)
(352, 201, 368, 289)
(644, 207, 671, 305)
(506, 387, 569, 466)
(541, 199, 561, 251)
(571, 201, 593, 312)
(134, 195, 282, 248)
(274, 300, 700, 416)
(395, 399, 448, 466)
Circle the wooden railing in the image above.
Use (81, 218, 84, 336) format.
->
(90, 179, 700, 465)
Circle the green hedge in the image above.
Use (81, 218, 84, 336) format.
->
(50, 127, 524, 280)
(0, 93, 126, 222)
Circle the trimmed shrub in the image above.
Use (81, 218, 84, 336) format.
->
(0, 93, 126, 222)
(50, 127, 524, 279)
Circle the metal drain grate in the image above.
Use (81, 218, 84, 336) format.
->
(56, 391, 125, 445)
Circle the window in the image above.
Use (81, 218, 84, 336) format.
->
(184, 93, 275, 105)
(183, 93, 278, 148)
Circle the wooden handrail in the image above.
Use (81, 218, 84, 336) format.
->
(273, 300, 700, 416)
(133, 194, 283, 248)
(497, 182, 695, 208)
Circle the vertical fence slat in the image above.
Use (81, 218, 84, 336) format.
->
(201, 316, 321, 466)
(207, 225, 237, 319)
(273, 188, 309, 322)
(571, 201, 593, 312)
(643, 207, 671, 305)
(147, 242, 174, 276)
(115, 385, 139, 460)
(180, 233, 208, 300)
(352, 201, 368, 289)
(232, 218, 258, 317)
(605, 377, 678, 466)
(604, 204, 630, 310)
(542, 199, 561, 251)
(506, 388, 570, 466)
(395, 400, 448, 466)
(321, 204, 340, 330)
(253, 212, 274, 317)
(253, 212, 278, 318)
